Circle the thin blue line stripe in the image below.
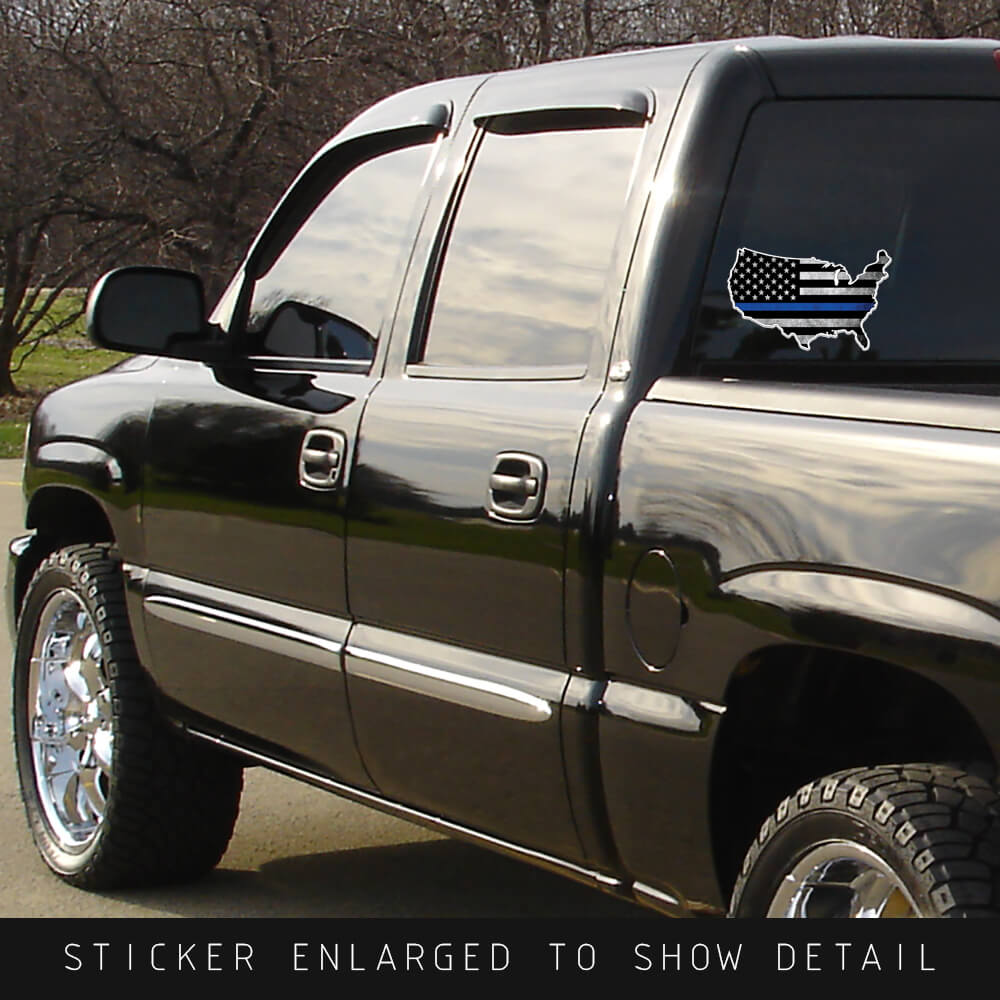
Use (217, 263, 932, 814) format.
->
(735, 302, 872, 312)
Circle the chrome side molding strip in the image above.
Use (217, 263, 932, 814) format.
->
(345, 624, 564, 724)
(131, 566, 350, 665)
(145, 595, 344, 664)
(347, 644, 553, 723)
(187, 727, 627, 896)
(632, 881, 682, 910)
(698, 700, 727, 715)
(602, 681, 704, 733)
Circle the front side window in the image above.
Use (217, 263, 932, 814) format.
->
(418, 125, 642, 372)
(690, 100, 1000, 378)
(246, 142, 434, 362)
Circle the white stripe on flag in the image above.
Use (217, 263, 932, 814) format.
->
(798, 287, 876, 296)
(799, 270, 886, 282)
(799, 270, 852, 281)
(754, 317, 864, 328)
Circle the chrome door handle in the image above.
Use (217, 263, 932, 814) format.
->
(299, 429, 347, 490)
(487, 452, 547, 521)
(488, 473, 539, 497)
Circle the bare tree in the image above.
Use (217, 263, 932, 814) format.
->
(2, 0, 999, 398)
(0, 3, 149, 395)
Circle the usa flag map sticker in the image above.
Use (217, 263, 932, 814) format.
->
(727, 248, 892, 351)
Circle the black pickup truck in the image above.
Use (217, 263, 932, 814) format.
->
(11, 35, 1000, 919)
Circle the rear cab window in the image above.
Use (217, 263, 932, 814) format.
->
(689, 100, 1000, 383)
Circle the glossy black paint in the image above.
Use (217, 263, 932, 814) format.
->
(127, 77, 472, 782)
(338, 46, 706, 860)
(344, 375, 593, 859)
(139, 568, 370, 787)
(614, 385, 1000, 706)
(626, 549, 684, 669)
(756, 35, 1000, 98)
(600, 381, 1000, 903)
(559, 43, 774, 902)
(599, 703, 724, 908)
(135, 358, 377, 781)
(14, 37, 1000, 916)
(24, 357, 159, 559)
(143, 361, 357, 610)
(345, 625, 581, 859)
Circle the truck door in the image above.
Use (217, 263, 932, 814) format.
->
(136, 110, 450, 786)
(344, 89, 650, 861)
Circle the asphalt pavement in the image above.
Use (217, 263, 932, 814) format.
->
(0, 460, 638, 918)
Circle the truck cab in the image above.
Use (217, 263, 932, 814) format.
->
(12, 36, 1000, 918)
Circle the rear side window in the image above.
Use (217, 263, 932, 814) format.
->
(246, 143, 434, 363)
(690, 100, 1000, 378)
(417, 126, 641, 372)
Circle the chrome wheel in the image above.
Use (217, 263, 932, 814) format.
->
(732, 765, 1000, 918)
(14, 545, 242, 889)
(26, 589, 112, 853)
(767, 840, 920, 917)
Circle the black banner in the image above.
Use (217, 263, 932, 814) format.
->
(1, 917, 986, 986)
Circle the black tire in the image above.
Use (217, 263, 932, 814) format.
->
(12, 544, 243, 889)
(730, 763, 1000, 917)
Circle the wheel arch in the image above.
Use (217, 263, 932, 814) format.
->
(708, 641, 996, 903)
(12, 486, 116, 625)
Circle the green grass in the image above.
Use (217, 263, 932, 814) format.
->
(0, 422, 27, 459)
(0, 291, 128, 457)
(11, 337, 127, 394)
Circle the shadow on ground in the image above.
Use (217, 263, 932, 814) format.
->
(98, 839, 646, 918)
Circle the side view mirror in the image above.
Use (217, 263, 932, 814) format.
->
(87, 267, 222, 359)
